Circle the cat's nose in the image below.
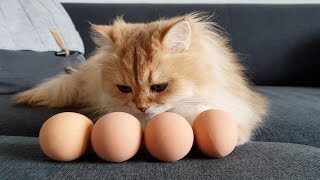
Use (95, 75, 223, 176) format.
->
(137, 106, 147, 112)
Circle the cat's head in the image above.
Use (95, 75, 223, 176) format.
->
(90, 14, 222, 115)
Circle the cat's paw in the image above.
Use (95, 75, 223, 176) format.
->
(236, 126, 252, 146)
(237, 136, 250, 146)
(13, 89, 50, 107)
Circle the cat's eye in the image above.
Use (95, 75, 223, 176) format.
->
(117, 85, 132, 93)
(151, 83, 168, 93)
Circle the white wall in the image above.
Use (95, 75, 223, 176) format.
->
(59, 0, 320, 4)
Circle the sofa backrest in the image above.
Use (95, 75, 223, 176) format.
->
(63, 4, 320, 87)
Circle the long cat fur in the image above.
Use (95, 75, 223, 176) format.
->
(14, 13, 268, 145)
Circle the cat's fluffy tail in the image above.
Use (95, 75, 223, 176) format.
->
(14, 73, 80, 108)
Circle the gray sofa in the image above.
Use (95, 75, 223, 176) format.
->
(1, 3, 320, 179)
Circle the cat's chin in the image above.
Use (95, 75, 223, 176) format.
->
(133, 106, 175, 122)
(145, 105, 174, 114)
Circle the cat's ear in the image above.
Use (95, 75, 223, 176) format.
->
(90, 23, 114, 47)
(162, 21, 191, 53)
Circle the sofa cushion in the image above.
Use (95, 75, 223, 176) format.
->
(253, 86, 320, 148)
(0, 94, 68, 137)
(0, 50, 85, 94)
(0, 136, 319, 179)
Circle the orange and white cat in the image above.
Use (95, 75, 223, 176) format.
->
(14, 13, 267, 145)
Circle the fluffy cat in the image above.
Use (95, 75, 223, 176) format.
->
(14, 13, 267, 145)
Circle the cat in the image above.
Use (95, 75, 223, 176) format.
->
(14, 13, 268, 145)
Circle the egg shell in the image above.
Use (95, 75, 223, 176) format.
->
(39, 112, 93, 161)
(144, 112, 194, 162)
(91, 112, 142, 163)
(193, 109, 238, 158)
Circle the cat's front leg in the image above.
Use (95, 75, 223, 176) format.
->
(237, 122, 256, 146)
(14, 73, 80, 107)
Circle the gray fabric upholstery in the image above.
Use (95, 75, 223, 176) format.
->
(0, 50, 85, 94)
(0, 94, 70, 137)
(253, 86, 320, 148)
(1, 136, 319, 180)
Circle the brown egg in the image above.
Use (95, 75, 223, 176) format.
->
(39, 112, 93, 161)
(193, 109, 238, 158)
(91, 112, 142, 163)
(144, 112, 194, 162)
